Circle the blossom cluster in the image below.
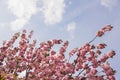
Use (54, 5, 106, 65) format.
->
(0, 25, 116, 80)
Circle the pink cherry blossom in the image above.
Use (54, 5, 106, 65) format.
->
(0, 25, 116, 80)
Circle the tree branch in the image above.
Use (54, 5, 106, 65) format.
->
(89, 36, 97, 44)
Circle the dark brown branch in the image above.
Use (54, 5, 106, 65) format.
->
(89, 36, 97, 44)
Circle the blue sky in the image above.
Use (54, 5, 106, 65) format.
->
(0, 0, 120, 79)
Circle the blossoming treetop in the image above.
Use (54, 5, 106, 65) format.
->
(0, 25, 116, 80)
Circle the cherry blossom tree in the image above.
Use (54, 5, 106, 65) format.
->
(0, 25, 116, 80)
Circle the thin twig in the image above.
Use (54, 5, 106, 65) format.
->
(89, 36, 97, 44)
(77, 69, 84, 76)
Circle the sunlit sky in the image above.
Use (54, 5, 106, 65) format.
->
(0, 0, 120, 79)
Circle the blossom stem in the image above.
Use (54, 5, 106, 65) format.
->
(77, 69, 84, 76)
(89, 36, 97, 43)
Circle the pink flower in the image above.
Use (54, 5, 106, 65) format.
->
(102, 25, 113, 32)
(96, 30, 104, 37)
(96, 50, 101, 55)
(91, 68, 98, 75)
(0, 27, 115, 80)
(97, 43, 107, 49)
(100, 54, 109, 62)
(69, 48, 78, 56)
(107, 75, 115, 80)
(53, 39, 62, 44)
(28, 30, 34, 38)
(107, 50, 116, 58)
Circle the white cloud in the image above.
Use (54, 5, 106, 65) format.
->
(7, 0, 38, 31)
(67, 22, 76, 32)
(100, 0, 117, 8)
(10, 18, 27, 31)
(0, 23, 5, 28)
(7, 0, 66, 31)
(66, 22, 76, 39)
(0, 23, 9, 29)
(42, 0, 65, 24)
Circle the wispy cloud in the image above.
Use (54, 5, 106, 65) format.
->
(10, 18, 28, 31)
(0, 23, 5, 28)
(67, 22, 76, 32)
(7, 0, 66, 31)
(7, 0, 38, 31)
(100, 0, 117, 8)
(42, 0, 65, 24)
(66, 22, 76, 39)
(0, 23, 9, 29)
